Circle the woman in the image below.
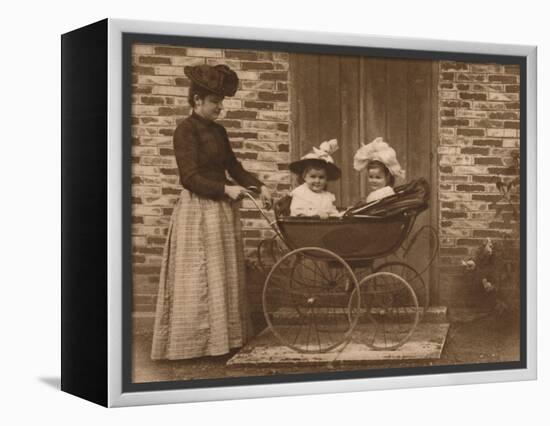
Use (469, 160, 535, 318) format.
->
(151, 64, 272, 360)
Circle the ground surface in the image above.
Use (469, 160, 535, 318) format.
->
(132, 308, 520, 383)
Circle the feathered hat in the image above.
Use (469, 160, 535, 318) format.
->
(353, 137, 406, 180)
(184, 64, 239, 97)
(289, 139, 341, 181)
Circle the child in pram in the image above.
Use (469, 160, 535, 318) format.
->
(289, 139, 343, 219)
(354, 137, 406, 204)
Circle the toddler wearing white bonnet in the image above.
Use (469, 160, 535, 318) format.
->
(353, 137, 406, 204)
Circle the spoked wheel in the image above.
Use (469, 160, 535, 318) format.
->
(349, 272, 419, 351)
(373, 261, 429, 316)
(263, 247, 361, 353)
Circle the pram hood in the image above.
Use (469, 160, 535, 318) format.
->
(344, 178, 430, 218)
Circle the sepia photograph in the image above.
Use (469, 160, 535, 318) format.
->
(126, 36, 524, 387)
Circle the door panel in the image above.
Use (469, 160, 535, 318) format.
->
(290, 53, 438, 299)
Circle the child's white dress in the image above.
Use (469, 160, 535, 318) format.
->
(366, 186, 395, 204)
(290, 183, 340, 217)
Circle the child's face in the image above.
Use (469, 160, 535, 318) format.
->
(303, 167, 328, 193)
(367, 166, 389, 191)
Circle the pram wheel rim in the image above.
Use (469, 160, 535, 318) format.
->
(348, 271, 420, 351)
(262, 247, 361, 354)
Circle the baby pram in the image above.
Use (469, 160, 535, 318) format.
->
(245, 179, 434, 353)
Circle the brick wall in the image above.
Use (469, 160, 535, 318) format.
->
(131, 50, 522, 315)
(437, 60, 520, 305)
(131, 44, 290, 314)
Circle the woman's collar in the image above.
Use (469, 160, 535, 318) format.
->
(191, 110, 214, 125)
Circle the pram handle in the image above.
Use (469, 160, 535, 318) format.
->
(241, 186, 284, 238)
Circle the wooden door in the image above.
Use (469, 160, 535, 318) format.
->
(290, 54, 439, 301)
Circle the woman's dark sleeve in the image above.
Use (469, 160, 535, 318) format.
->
(221, 127, 265, 190)
(173, 121, 226, 199)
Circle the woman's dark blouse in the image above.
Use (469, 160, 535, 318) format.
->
(173, 112, 264, 199)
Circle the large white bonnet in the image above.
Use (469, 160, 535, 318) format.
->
(353, 137, 406, 180)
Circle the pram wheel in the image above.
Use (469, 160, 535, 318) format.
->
(349, 272, 419, 350)
(263, 247, 360, 353)
(373, 261, 429, 315)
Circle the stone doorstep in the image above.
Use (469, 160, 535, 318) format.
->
(132, 306, 449, 335)
(270, 306, 448, 324)
(227, 323, 450, 367)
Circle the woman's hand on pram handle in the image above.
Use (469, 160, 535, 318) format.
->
(247, 185, 273, 210)
(225, 184, 249, 201)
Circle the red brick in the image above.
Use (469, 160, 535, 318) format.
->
(461, 147, 490, 155)
(217, 120, 242, 129)
(474, 157, 502, 165)
(244, 101, 274, 110)
(159, 148, 174, 156)
(159, 168, 178, 176)
(472, 194, 502, 202)
(225, 50, 259, 60)
(442, 211, 468, 219)
(161, 187, 181, 195)
(133, 65, 155, 75)
(488, 166, 517, 175)
(133, 246, 164, 255)
(235, 152, 258, 160)
(458, 128, 485, 137)
(456, 73, 486, 82)
(473, 119, 504, 129)
(456, 184, 486, 192)
(441, 100, 471, 108)
(154, 46, 187, 55)
(139, 56, 171, 65)
(472, 175, 498, 183)
(441, 119, 469, 127)
(174, 77, 190, 86)
(505, 85, 520, 93)
(504, 65, 520, 73)
(440, 72, 455, 82)
(488, 75, 518, 84)
(226, 110, 258, 119)
(473, 139, 502, 147)
(459, 92, 487, 101)
(133, 265, 162, 274)
(441, 62, 469, 71)
(227, 131, 258, 139)
(504, 121, 520, 129)
(158, 107, 187, 116)
(488, 111, 519, 120)
(258, 91, 288, 102)
(140, 96, 165, 105)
